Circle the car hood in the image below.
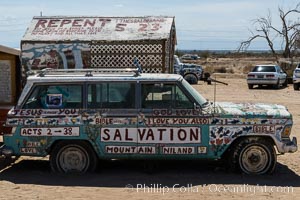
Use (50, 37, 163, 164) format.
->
(215, 102, 291, 118)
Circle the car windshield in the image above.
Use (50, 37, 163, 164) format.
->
(181, 78, 207, 106)
(252, 66, 276, 72)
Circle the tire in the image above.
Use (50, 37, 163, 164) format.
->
(230, 138, 276, 175)
(293, 83, 299, 90)
(50, 141, 98, 174)
(283, 79, 288, 87)
(184, 74, 198, 84)
(248, 84, 253, 89)
(273, 79, 280, 89)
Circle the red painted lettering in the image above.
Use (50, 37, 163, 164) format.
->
(72, 19, 83, 27)
(84, 19, 96, 27)
(98, 18, 111, 30)
(60, 19, 72, 27)
(35, 19, 47, 28)
(48, 19, 60, 27)
(115, 23, 126, 31)
(138, 23, 147, 31)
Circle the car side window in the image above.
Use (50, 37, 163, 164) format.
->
(141, 83, 194, 109)
(23, 84, 82, 109)
(88, 82, 135, 109)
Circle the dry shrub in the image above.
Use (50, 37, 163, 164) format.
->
(215, 66, 227, 73)
(226, 68, 234, 74)
(204, 66, 235, 74)
(204, 66, 214, 74)
(243, 64, 254, 74)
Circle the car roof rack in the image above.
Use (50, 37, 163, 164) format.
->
(31, 68, 142, 77)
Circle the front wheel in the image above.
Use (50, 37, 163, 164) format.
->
(50, 141, 98, 173)
(184, 74, 198, 84)
(231, 138, 276, 174)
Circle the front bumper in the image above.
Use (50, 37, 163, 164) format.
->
(293, 76, 300, 84)
(276, 137, 298, 154)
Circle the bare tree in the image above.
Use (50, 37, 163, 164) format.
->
(238, 3, 300, 61)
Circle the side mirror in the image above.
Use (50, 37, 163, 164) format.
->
(194, 103, 201, 110)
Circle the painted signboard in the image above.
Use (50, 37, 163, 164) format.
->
(22, 16, 175, 41)
(100, 127, 201, 143)
(21, 127, 80, 136)
(21, 16, 176, 73)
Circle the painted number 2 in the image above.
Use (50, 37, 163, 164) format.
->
(138, 23, 160, 31)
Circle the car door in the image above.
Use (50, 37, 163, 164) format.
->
(87, 82, 139, 158)
(137, 81, 209, 159)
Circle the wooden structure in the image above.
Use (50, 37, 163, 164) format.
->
(21, 16, 177, 73)
(0, 45, 21, 134)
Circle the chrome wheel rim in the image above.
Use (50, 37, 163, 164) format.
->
(240, 145, 269, 174)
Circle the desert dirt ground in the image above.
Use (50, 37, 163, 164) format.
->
(0, 76, 299, 200)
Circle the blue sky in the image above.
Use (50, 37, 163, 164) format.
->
(0, 0, 299, 50)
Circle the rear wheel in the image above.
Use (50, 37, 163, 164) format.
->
(50, 141, 98, 173)
(230, 138, 276, 175)
(273, 79, 280, 89)
(293, 83, 299, 90)
(283, 79, 288, 87)
(248, 84, 253, 89)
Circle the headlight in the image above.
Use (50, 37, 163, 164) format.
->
(282, 126, 292, 138)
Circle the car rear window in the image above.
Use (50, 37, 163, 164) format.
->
(252, 66, 276, 72)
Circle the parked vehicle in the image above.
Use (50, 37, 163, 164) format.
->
(247, 65, 287, 89)
(292, 63, 300, 90)
(174, 55, 203, 84)
(0, 68, 297, 174)
(180, 54, 200, 60)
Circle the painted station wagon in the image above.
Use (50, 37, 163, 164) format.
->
(0, 68, 297, 174)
